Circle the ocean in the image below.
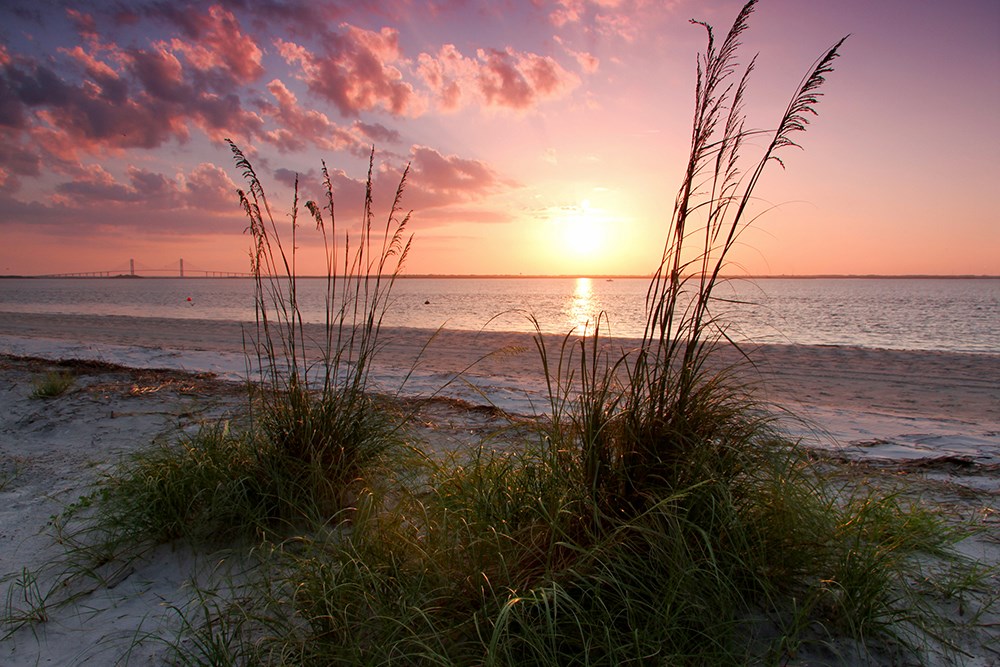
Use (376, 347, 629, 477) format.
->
(0, 276, 996, 354)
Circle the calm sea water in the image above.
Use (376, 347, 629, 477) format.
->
(0, 277, 997, 354)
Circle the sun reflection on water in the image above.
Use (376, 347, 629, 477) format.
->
(566, 276, 597, 333)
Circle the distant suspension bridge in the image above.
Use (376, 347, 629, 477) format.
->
(41, 259, 250, 278)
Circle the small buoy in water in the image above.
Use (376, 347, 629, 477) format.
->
(424, 300, 430, 305)
(186, 297, 193, 305)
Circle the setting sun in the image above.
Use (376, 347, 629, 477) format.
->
(559, 200, 610, 257)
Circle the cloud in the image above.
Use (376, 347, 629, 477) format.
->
(183, 162, 241, 210)
(127, 41, 264, 143)
(128, 43, 186, 101)
(480, 48, 579, 108)
(2, 0, 559, 231)
(2, 55, 189, 155)
(0, 159, 248, 243)
(272, 167, 303, 189)
(553, 36, 600, 73)
(50, 162, 238, 213)
(65, 8, 98, 41)
(354, 120, 401, 145)
(400, 145, 516, 214)
(264, 146, 513, 229)
(417, 44, 580, 112)
(549, 0, 643, 42)
(0, 1, 273, 166)
(165, 5, 265, 85)
(277, 26, 424, 118)
(0, 130, 40, 191)
(409, 146, 499, 195)
(595, 12, 640, 42)
(550, 0, 586, 27)
(0, 60, 29, 129)
(54, 164, 136, 202)
(260, 79, 365, 154)
(61, 45, 124, 90)
(132, 0, 350, 42)
(0, 33, 267, 168)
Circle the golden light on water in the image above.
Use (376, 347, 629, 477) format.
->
(566, 276, 596, 333)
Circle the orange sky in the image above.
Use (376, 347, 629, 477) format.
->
(1, 0, 998, 277)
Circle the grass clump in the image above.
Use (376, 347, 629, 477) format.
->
(160, 433, 988, 665)
(232, 140, 413, 523)
(30, 370, 75, 398)
(46, 145, 412, 555)
(68, 423, 274, 548)
(15, 146, 417, 624)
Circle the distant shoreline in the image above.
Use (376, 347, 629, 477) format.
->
(2, 273, 998, 280)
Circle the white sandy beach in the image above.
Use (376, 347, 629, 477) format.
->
(0, 311, 998, 664)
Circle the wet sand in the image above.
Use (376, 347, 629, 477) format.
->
(1, 310, 997, 461)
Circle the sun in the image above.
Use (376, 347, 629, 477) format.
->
(562, 200, 606, 256)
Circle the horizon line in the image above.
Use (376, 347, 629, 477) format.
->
(3, 273, 998, 280)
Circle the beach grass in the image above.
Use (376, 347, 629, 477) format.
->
(6, 1, 995, 664)
(29, 370, 75, 398)
(231, 139, 413, 524)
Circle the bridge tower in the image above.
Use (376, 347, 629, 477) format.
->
(179, 258, 184, 278)
(130, 258, 135, 276)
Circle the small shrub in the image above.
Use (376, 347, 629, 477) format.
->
(30, 370, 75, 398)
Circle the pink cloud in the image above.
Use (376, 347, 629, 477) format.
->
(410, 146, 498, 194)
(129, 43, 185, 98)
(1, 39, 266, 166)
(167, 5, 264, 85)
(479, 48, 575, 107)
(354, 120, 401, 144)
(65, 9, 99, 42)
(550, 0, 642, 41)
(49, 162, 239, 216)
(276, 26, 424, 117)
(53, 164, 134, 203)
(553, 36, 600, 73)
(417, 44, 580, 112)
(0, 163, 245, 239)
(261, 79, 363, 153)
(595, 12, 640, 42)
(183, 162, 241, 211)
(33, 72, 189, 151)
(550, 0, 586, 27)
(416, 44, 477, 111)
(259, 146, 513, 230)
(0, 3, 272, 169)
(403, 145, 514, 213)
(0, 128, 40, 191)
(61, 45, 121, 83)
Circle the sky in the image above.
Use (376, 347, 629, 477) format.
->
(1, 0, 998, 277)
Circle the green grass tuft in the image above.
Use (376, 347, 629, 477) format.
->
(30, 370, 75, 398)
